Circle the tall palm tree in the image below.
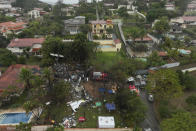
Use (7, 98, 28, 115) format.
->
(43, 68, 54, 90)
(139, 28, 147, 41)
(20, 68, 33, 90)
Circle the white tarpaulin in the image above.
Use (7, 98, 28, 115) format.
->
(98, 116, 115, 128)
(69, 100, 85, 112)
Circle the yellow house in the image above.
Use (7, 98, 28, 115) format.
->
(90, 20, 113, 38)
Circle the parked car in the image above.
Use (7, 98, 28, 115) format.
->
(127, 76, 135, 85)
(148, 93, 154, 102)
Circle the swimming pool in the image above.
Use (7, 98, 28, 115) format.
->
(0, 112, 32, 125)
(99, 45, 114, 48)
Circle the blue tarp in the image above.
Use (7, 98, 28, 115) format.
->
(99, 88, 106, 92)
(105, 103, 116, 111)
(108, 90, 113, 94)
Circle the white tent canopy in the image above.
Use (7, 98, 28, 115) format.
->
(98, 116, 115, 128)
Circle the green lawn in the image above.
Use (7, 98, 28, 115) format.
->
(90, 52, 125, 71)
(75, 103, 125, 128)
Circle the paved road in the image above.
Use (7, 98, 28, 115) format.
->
(118, 20, 160, 131)
(118, 23, 134, 57)
(140, 90, 160, 131)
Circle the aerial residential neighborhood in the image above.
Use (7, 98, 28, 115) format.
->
(0, 0, 196, 131)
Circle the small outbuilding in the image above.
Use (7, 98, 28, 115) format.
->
(98, 116, 115, 128)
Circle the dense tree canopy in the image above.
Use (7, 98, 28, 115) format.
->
(0, 49, 17, 66)
(76, 2, 96, 16)
(0, 35, 9, 48)
(127, 27, 140, 42)
(12, 0, 49, 11)
(20, 68, 71, 123)
(117, 7, 129, 18)
(80, 24, 91, 34)
(41, 34, 98, 66)
(0, 14, 15, 23)
(177, 70, 196, 91)
(147, 69, 183, 100)
(153, 17, 170, 35)
(146, 1, 177, 23)
(161, 111, 196, 131)
(147, 51, 165, 67)
(18, 16, 64, 38)
(116, 88, 147, 127)
(12, 0, 39, 11)
(125, 27, 147, 43)
(19, 68, 34, 89)
(175, 0, 192, 15)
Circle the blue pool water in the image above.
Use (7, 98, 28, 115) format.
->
(0, 113, 32, 124)
(99, 45, 114, 48)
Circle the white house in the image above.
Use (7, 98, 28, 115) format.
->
(28, 9, 40, 19)
(165, 4, 175, 11)
(118, 5, 131, 10)
(0, 4, 12, 10)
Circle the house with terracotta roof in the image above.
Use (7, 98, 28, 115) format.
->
(7, 38, 45, 55)
(0, 21, 27, 37)
(135, 36, 153, 43)
(0, 64, 40, 95)
(170, 16, 196, 28)
(90, 20, 113, 38)
(187, 2, 196, 11)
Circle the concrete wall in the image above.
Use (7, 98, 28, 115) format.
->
(7, 47, 23, 53)
(98, 47, 117, 52)
(0, 125, 133, 131)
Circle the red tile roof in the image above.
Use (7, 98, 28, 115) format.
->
(187, 4, 196, 8)
(90, 20, 106, 24)
(114, 39, 121, 44)
(182, 16, 196, 22)
(90, 20, 113, 25)
(0, 21, 26, 27)
(0, 64, 40, 93)
(135, 36, 153, 41)
(8, 38, 45, 48)
(0, 21, 26, 34)
(158, 51, 168, 57)
(106, 20, 112, 24)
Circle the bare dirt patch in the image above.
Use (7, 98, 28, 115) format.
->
(82, 81, 117, 99)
